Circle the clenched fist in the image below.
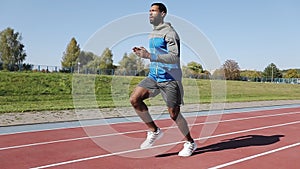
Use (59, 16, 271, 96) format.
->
(132, 47, 151, 59)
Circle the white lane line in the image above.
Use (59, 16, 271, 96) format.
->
(1, 111, 300, 151)
(0, 129, 144, 151)
(209, 142, 300, 169)
(2, 106, 299, 136)
(30, 120, 300, 169)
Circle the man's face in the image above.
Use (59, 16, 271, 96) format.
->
(149, 5, 164, 25)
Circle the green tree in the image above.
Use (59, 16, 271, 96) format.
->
(78, 51, 96, 67)
(182, 61, 205, 79)
(99, 48, 114, 70)
(0, 27, 26, 71)
(61, 37, 80, 72)
(284, 69, 299, 78)
(118, 52, 145, 75)
(187, 61, 203, 73)
(263, 63, 282, 81)
(83, 48, 114, 74)
(222, 59, 241, 80)
(240, 70, 262, 81)
(84, 56, 101, 73)
(118, 52, 129, 70)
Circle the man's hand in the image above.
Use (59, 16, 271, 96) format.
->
(132, 46, 150, 59)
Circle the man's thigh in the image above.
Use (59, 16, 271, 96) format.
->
(131, 85, 151, 101)
(158, 81, 183, 108)
(138, 77, 160, 97)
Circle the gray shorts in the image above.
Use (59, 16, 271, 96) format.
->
(138, 77, 184, 108)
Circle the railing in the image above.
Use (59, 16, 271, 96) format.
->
(1, 63, 299, 84)
(246, 77, 300, 84)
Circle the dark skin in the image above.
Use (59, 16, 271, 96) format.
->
(130, 5, 194, 143)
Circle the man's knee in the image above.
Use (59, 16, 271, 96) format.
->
(130, 95, 139, 107)
(169, 113, 178, 121)
(168, 106, 180, 121)
(130, 87, 149, 107)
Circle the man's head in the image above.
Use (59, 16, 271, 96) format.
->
(149, 3, 167, 26)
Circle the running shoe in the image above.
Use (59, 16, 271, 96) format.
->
(178, 141, 197, 157)
(140, 128, 163, 149)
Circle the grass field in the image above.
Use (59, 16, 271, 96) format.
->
(0, 72, 300, 113)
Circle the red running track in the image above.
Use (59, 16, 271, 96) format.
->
(0, 107, 300, 169)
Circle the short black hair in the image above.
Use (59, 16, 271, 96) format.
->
(151, 2, 167, 14)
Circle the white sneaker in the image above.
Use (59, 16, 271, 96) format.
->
(178, 141, 197, 157)
(140, 128, 163, 149)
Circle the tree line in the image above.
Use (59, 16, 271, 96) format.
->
(214, 60, 300, 81)
(1, 27, 299, 81)
(0, 27, 29, 71)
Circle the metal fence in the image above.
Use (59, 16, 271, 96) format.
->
(31, 65, 147, 76)
(2, 64, 299, 84)
(246, 77, 300, 84)
(32, 65, 61, 72)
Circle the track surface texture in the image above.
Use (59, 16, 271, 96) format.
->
(0, 105, 299, 169)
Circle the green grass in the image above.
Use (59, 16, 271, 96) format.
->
(225, 80, 300, 102)
(0, 72, 300, 113)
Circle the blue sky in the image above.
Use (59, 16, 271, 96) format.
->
(1, 0, 299, 71)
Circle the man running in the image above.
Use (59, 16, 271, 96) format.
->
(130, 2, 197, 157)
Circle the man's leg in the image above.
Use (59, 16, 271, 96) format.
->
(130, 85, 163, 149)
(159, 81, 193, 142)
(161, 81, 196, 156)
(130, 86, 158, 132)
(169, 106, 197, 156)
(168, 106, 194, 142)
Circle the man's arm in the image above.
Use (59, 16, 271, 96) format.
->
(150, 31, 180, 64)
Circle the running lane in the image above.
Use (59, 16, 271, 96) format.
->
(0, 107, 299, 169)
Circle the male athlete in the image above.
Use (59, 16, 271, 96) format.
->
(130, 3, 197, 157)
